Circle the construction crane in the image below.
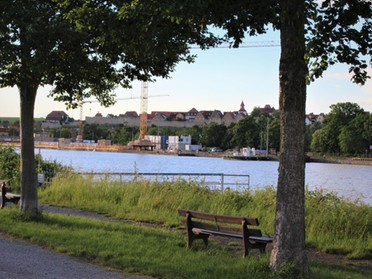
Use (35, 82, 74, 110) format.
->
(77, 82, 168, 142)
(190, 40, 280, 49)
(139, 81, 148, 140)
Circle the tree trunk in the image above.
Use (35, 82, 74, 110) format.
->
(270, 0, 308, 273)
(19, 84, 39, 213)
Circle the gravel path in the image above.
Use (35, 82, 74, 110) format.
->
(0, 205, 154, 279)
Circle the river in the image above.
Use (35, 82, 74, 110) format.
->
(37, 149, 372, 205)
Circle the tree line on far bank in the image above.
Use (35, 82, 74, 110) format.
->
(37, 102, 370, 156)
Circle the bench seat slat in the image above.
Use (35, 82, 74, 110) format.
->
(182, 220, 263, 237)
(193, 228, 242, 239)
(249, 236, 273, 243)
(193, 228, 273, 243)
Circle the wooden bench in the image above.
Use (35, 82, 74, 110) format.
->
(178, 209, 273, 257)
(1, 180, 20, 208)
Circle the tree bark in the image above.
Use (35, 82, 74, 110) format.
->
(270, 0, 308, 272)
(19, 84, 39, 213)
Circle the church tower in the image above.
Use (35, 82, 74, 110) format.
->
(239, 101, 247, 115)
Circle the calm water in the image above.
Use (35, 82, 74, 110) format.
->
(38, 149, 372, 205)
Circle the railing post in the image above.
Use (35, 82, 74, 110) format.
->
(220, 174, 224, 192)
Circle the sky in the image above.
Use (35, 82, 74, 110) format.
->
(0, 31, 371, 119)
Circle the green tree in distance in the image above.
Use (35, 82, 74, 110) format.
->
(311, 102, 371, 155)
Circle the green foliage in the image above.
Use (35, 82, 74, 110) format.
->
(35, 154, 72, 183)
(49, 127, 72, 139)
(0, 147, 71, 192)
(272, 261, 305, 279)
(0, 146, 20, 189)
(306, 189, 372, 259)
(230, 116, 259, 149)
(310, 103, 371, 155)
(201, 123, 228, 149)
(306, 0, 371, 85)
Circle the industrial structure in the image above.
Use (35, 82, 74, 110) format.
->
(78, 81, 168, 148)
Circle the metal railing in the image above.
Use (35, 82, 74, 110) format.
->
(77, 172, 250, 192)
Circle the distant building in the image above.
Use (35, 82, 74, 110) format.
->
(34, 131, 54, 142)
(305, 113, 326, 126)
(45, 102, 327, 130)
(260, 104, 276, 115)
(45, 111, 70, 123)
(185, 108, 198, 121)
(238, 101, 248, 116)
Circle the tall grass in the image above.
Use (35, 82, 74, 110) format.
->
(305, 189, 372, 258)
(39, 173, 371, 259)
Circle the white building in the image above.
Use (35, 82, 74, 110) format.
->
(168, 136, 192, 152)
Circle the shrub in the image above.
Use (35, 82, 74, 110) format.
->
(0, 146, 72, 192)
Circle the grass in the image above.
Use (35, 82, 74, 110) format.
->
(0, 207, 370, 279)
(0, 172, 365, 278)
(39, 173, 276, 232)
(0, 207, 272, 279)
(39, 173, 372, 259)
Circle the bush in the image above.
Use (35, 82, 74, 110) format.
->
(0, 146, 20, 190)
(0, 146, 72, 192)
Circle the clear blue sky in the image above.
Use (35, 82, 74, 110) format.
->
(0, 31, 371, 119)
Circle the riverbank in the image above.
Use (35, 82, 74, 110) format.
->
(2, 142, 372, 166)
(307, 156, 372, 166)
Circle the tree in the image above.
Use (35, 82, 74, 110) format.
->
(230, 116, 260, 148)
(310, 103, 369, 155)
(268, 117, 280, 152)
(327, 102, 365, 127)
(0, 1, 215, 215)
(200, 0, 371, 273)
(201, 123, 227, 148)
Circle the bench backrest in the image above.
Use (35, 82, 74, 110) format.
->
(178, 209, 262, 237)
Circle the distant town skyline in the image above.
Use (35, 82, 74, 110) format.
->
(1, 31, 371, 119)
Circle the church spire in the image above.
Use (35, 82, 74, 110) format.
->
(240, 101, 245, 111)
(239, 100, 247, 116)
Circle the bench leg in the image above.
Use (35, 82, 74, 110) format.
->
(187, 233, 209, 248)
(258, 243, 267, 254)
(1, 196, 7, 209)
(243, 238, 249, 257)
(200, 234, 209, 247)
(187, 233, 193, 249)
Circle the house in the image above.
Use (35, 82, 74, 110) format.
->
(222, 112, 235, 126)
(45, 111, 70, 123)
(185, 108, 198, 121)
(194, 111, 213, 124)
(209, 110, 223, 124)
(260, 104, 276, 115)
(123, 111, 139, 118)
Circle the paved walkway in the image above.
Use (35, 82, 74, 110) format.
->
(0, 205, 153, 279)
